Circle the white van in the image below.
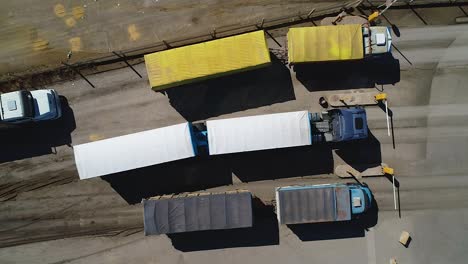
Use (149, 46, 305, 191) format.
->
(0, 89, 62, 123)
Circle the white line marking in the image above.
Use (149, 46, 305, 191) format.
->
(367, 228, 377, 264)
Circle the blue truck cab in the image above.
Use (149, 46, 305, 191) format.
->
(330, 107, 368, 142)
(349, 183, 373, 215)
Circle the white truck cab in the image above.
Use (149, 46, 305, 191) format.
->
(363, 26, 392, 55)
(0, 89, 62, 123)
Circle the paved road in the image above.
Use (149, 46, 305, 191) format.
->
(1, 24, 468, 263)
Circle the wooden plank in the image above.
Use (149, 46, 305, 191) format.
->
(399, 231, 411, 246)
(335, 163, 388, 178)
(327, 90, 379, 107)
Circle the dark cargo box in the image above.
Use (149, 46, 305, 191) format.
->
(143, 190, 253, 235)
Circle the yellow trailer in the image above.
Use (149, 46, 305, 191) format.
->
(287, 24, 365, 64)
(145, 31, 271, 91)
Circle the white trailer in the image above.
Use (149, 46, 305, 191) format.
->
(206, 111, 312, 155)
(74, 123, 197, 180)
(75, 109, 368, 180)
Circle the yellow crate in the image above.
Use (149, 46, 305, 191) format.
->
(145, 31, 271, 91)
(287, 24, 364, 63)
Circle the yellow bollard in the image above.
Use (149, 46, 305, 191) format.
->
(382, 166, 394, 175)
(368, 11, 380, 22)
(375, 93, 391, 137)
(374, 92, 387, 102)
(383, 165, 397, 210)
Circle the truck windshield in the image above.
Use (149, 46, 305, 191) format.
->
(364, 190, 371, 209)
(21, 91, 35, 118)
(355, 117, 364, 130)
(331, 111, 343, 141)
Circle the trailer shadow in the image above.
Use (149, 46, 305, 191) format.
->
(165, 53, 295, 122)
(333, 130, 382, 172)
(288, 196, 379, 241)
(294, 54, 400, 91)
(102, 155, 233, 204)
(104, 144, 334, 205)
(0, 96, 76, 163)
(229, 144, 334, 182)
(168, 198, 279, 251)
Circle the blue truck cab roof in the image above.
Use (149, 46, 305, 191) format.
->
(349, 184, 373, 215)
(332, 107, 368, 142)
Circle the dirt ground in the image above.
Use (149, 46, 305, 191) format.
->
(0, 0, 362, 78)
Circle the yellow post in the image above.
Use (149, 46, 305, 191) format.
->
(374, 92, 387, 102)
(368, 11, 380, 22)
(382, 166, 394, 175)
(375, 93, 391, 137)
(383, 165, 397, 210)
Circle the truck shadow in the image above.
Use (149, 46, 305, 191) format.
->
(104, 144, 334, 204)
(165, 53, 295, 122)
(0, 96, 76, 163)
(230, 144, 334, 182)
(288, 196, 379, 241)
(101, 155, 233, 204)
(294, 54, 400, 91)
(333, 130, 382, 172)
(167, 198, 279, 251)
(101, 130, 378, 204)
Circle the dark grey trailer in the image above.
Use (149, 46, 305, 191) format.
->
(143, 190, 253, 235)
(275, 184, 373, 225)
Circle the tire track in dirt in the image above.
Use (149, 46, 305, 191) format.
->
(0, 172, 77, 202)
(0, 226, 144, 249)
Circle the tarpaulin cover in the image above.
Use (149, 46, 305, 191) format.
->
(207, 111, 311, 155)
(287, 24, 364, 63)
(276, 185, 351, 225)
(145, 31, 271, 91)
(143, 191, 253, 235)
(74, 123, 196, 180)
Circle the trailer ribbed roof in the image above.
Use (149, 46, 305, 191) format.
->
(143, 191, 253, 235)
(287, 24, 364, 63)
(145, 31, 271, 91)
(276, 185, 351, 224)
